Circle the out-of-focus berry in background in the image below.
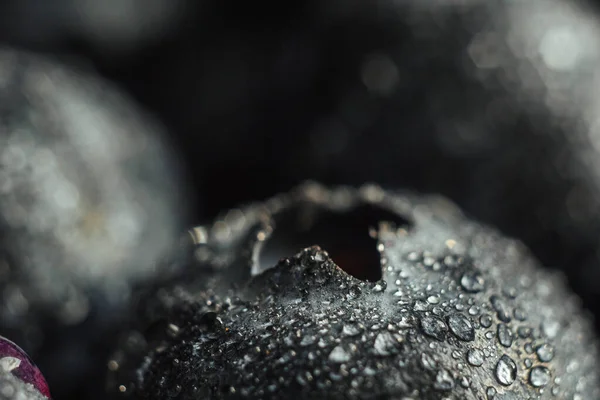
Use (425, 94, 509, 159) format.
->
(2, 0, 600, 399)
(0, 49, 190, 399)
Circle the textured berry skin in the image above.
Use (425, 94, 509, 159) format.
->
(109, 183, 600, 399)
(0, 336, 50, 398)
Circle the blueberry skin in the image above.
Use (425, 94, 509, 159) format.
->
(109, 183, 600, 399)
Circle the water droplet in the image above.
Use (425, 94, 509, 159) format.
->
(513, 308, 526, 321)
(460, 376, 471, 388)
(329, 346, 350, 363)
(448, 313, 475, 341)
(433, 369, 455, 391)
(495, 355, 517, 386)
(541, 320, 560, 339)
(427, 295, 440, 304)
(421, 352, 437, 370)
(296, 374, 307, 386)
(423, 256, 436, 267)
(373, 332, 400, 356)
(490, 295, 512, 323)
(166, 323, 180, 338)
(468, 306, 480, 316)
(536, 344, 554, 362)
(372, 280, 387, 293)
(420, 316, 448, 341)
(198, 312, 223, 330)
(342, 325, 361, 337)
(529, 366, 551, 387)
(497, 324, 513, 347)
(414, 300, 429, 312)
(461, 273, 485, 293)
(397, 315, 413, 328)
(348, 285, 362, 299)
(0, 381, 15, 397)
(0, 356, 20, 372)
(480, 314, 492, 328)
(467, 349, 484, 366)
(502, 286, 518, 299)
(517, 327, 531, 338)
(364, 367, 376, 376)
(300, 336, 316, 346)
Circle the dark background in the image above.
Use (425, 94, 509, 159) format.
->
(2, 0, 600, 398)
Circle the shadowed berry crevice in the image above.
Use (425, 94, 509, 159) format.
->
(258, 202, 410, 281)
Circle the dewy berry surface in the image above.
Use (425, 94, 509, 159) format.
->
(108, 183, 600, 399)
(0, 336, 50, 398)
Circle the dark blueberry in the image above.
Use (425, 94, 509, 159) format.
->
(109, 183, 600, 399)
(0, 335, 50, 398)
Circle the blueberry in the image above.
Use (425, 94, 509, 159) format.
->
(109, 183, 600, 399)
(0, 48, 190, 398)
